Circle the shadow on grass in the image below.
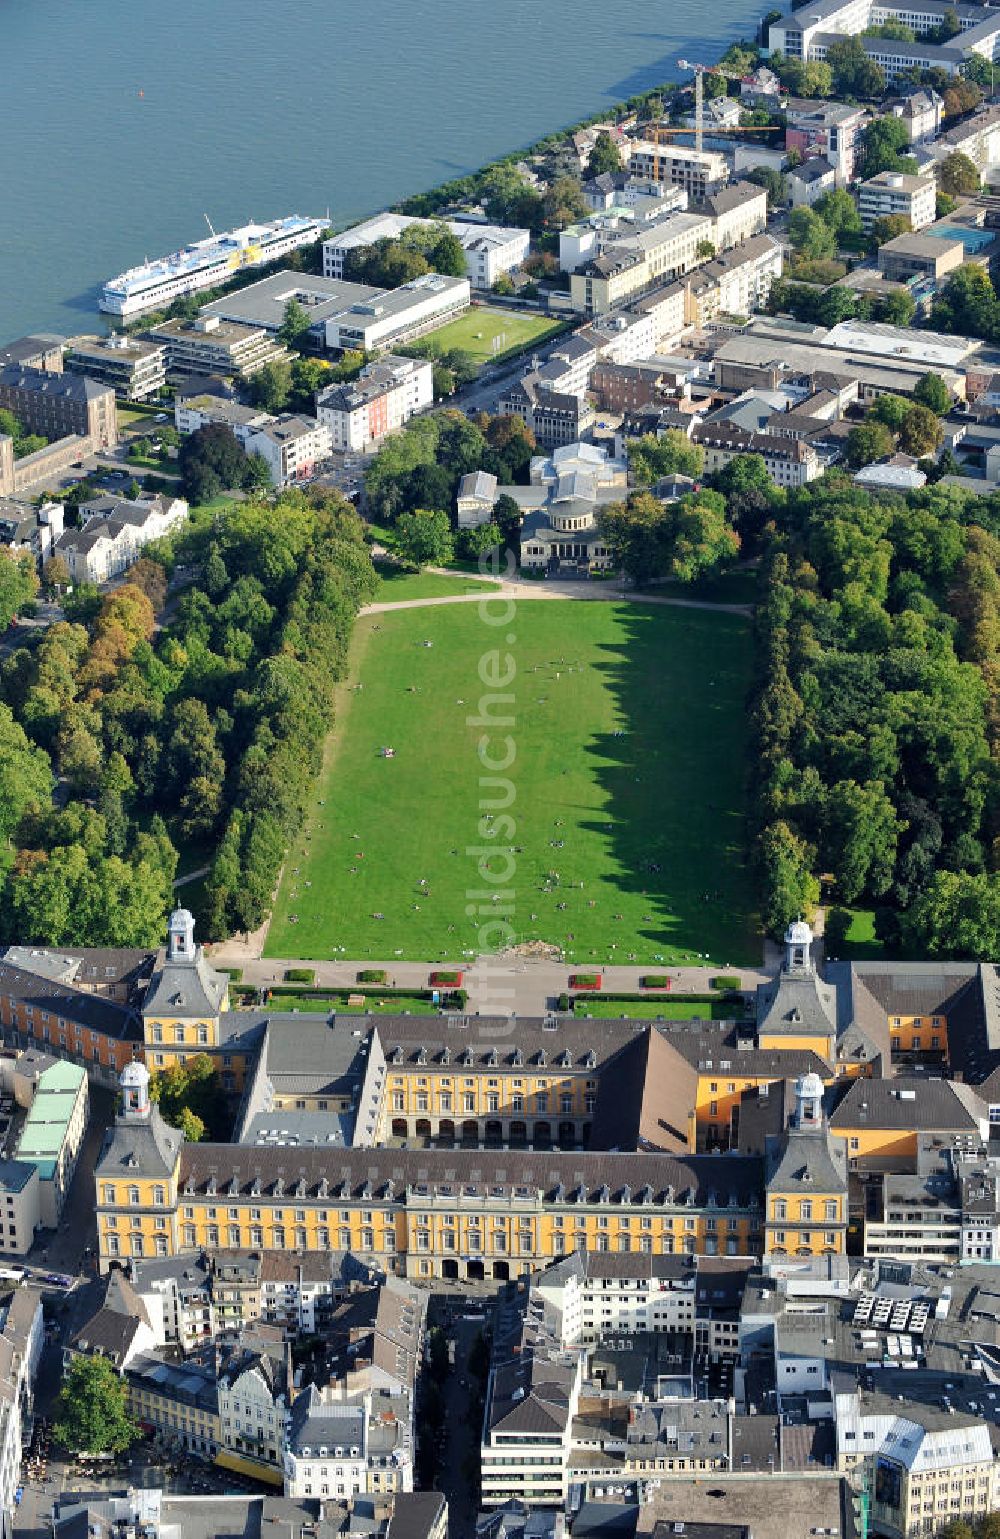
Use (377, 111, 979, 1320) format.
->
(580, 603, 759, 964)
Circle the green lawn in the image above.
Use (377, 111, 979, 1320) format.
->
(420, 307, 565, 365)
(264, 991, 442, 1015)
(574, 998, 749, 1020)
(374, 567, 501, 602)
(265, 601, 758, 965)
(830, 908, 885, 962)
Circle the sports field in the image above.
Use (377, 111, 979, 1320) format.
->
(420, 306, 564, 363)
(265, 601, 758, 965)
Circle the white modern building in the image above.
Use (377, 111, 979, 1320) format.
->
(243, 415, 332, 485)
(323, 274, 470, 353)
(322, 213, 530, 290)
(0, 1288, 44, 1539)
(858, 171, 937, 232)
(316, 354, 433, 452)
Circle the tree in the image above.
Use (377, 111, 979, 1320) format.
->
(789, 207, 836, 260)
(826, 36, 885, 99)
(858, 116, 917, 179)
(248, 359, 292, 413)
(942, 79, 982, 119)
(868, 213, 912, 252)
(744, 165, 788, 210)
(878, 290, 915, 327)
(0, 548, 38, 629)
(429, 228, 468, 278)
(179, 423, 250, 501)
(599, 493, 671, 586)
(0, 703, 52, 843)
(53, 1356, 138, 1455)
(846, 420, 894, 467)
(627, 431, 703, 486)
(813, 187, 862, 237)
(149, 1054, 225, 1141)
(824, 906, 852, 954)
(939, 149, 980, 197)
(906, 872, 1000, 957)
(458, 522, 503, 559)
(823, 778, 903, 902)
(586, 131, 623, 178)
(913, 371, 951, 415)
(696, 239, 717, 260)
(757, 820, 820, 937)
(278, 297, 312, 349)
(41, 554, 70, 593)
(899, 402, 943, 457)
(243, 452, 273, 492)
(871, 394, 910, 433)
(395, 508, 454, 567)
(933, 263, 1000, 339)
(543, 175, 588, 230)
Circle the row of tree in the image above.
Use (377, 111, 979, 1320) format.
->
(750, 472, 1000, 955)
(0, 489, 377, 947)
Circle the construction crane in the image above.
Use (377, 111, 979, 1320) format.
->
(677, 58, 735, 153)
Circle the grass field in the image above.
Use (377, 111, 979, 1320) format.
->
(420, 307, 564, 364)
(830, 908, 885, 961)
(374, 567, 501, 602)
(263, 992, 441, 1015)
(265, 601, 758, 966)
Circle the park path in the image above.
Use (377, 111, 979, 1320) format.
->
(205, 947, 775, 1016)
(360, 579, 753, 618)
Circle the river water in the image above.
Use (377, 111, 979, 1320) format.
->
(0, 0, 764, 341)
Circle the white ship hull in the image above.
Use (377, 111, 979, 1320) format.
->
(100, 216, 326, 319)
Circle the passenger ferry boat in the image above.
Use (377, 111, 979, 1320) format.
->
(99, 214, 327, 319)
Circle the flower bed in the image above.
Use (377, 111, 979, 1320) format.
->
(570, 973, 602, 990)
(285, 967, 315, 984)
(430, 970, 464, 986)
(642, 975, 670, 989)
(358, 969, 389, 984)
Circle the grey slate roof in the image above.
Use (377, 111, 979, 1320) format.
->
(756, 969, 838, 1040)
(96, 1104, 183, 1181)
(143, 944, 228, 1019)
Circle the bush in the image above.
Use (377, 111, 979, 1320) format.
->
(710, 975, 741, 991)
(285, 967, 315, 984)
(358, 968, 388, 983)
(220, 967, 243, 982)
(642, 974, 670, 988)
(445, 988, 468, 1009)
(556, 992, 571, 1012)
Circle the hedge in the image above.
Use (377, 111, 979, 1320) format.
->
(710, 975, 742, 991)
(642, 975, 670, 988)
(358, 969, 388, 984)
(430, 970, 463, 986)
(570, 973, 602, 989)
(285, 968, 316, 984)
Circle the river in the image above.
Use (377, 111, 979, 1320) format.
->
(0, 0, 765, 342)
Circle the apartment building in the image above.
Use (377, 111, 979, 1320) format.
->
(628, 142, 729, 199)
(699, 183, 769, 252)
(692, 419, 821, 486)
(569, 211, 713, 314)
(55, 493, 189, 585)
(316, 355, 433, 452)
(126, 1351, 221, 1456)
(681, 235, 783, 328)
(785, 100, 868, 184)
(858, 171, 937, 232)
(173, 394, 273, 442)
(0, 1288, 44, 1539)
(217, 1332, 293, 1482)
(243, 414, 332, 484)
(0, 365, 117, 450)
(0, 499, 64, 570)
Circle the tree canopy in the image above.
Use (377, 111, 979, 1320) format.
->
(54, 1356, 138, 1455)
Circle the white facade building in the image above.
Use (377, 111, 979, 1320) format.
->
(322, 214, 530, 290)
(243, 415, 333, 485)
(55, 495, 189, 585)
(316, 355, 433, 452)
(0, 1288, 44, 1539)
(858, 171, 937, 231)
(324, 274, 470, 353)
